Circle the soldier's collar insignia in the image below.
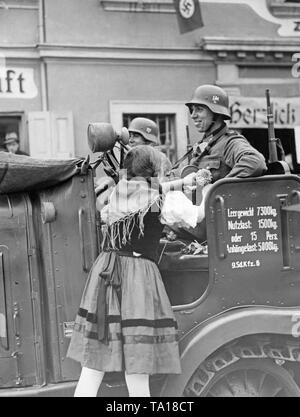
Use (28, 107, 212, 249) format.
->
(193, 141, 209, 156)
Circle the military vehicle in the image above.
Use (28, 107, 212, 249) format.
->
(1, 115, 300, 397)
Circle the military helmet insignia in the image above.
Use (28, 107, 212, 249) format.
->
(185, 85, 231, 120)
(128, 117, 158, 143)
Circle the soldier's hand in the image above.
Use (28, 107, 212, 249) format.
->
(183, 172, 197, 186)
(195, 169, 212, 187)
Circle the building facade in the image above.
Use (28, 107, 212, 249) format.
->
(0, 0, 299, 169)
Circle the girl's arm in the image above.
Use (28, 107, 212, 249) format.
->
(160, 172, 196, 194)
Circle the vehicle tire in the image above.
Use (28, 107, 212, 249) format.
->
(184, 358, 300, 397)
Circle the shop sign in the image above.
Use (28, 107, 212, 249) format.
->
(229, 97, 300, 129)
(200, 0, 300, 37)
(0, 66, 38, 99)
(292, 53, 300, 78)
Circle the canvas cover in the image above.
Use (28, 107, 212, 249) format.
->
(0, 152, 83, 194)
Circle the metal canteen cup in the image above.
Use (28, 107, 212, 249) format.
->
(87, 122, 129, 153)
(180, 165, 199, 205)
(180, 164, 198, 178)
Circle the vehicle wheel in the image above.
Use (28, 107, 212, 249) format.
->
(185, 359, 300, 397)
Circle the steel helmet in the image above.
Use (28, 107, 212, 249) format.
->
(128, 117, 158, 144)
(185, 85, 231, 120)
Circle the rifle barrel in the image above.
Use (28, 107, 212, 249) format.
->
(265, 89, 278, 163)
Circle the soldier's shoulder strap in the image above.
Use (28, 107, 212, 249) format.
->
(172, 147, 194, 170)
(217, 129, 250, 150)
(204, 126, 239, 153)
(224, 129, 247, 142)
(171, 128, 245, 170)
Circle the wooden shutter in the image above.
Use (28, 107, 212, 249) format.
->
(51, 112, 75, 158)
(28, 112, 52, 158)
(28, 111, 75, 159)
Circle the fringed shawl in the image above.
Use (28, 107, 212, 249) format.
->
(100, 178, 162, 250)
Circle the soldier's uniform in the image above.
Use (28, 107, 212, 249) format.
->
(189, 123, 267, 183)
(170, 84, 267, 241)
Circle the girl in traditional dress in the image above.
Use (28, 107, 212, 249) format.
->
(67, 145, 210, 397)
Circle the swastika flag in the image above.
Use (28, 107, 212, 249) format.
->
(173, 0, 203, 34)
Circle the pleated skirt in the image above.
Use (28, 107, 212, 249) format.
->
(67, 251, 181, 375)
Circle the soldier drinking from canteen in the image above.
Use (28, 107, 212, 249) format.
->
(95, 117, 171, 209)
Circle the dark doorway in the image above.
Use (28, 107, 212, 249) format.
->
(0, 116, 21, 152)
(242, 128, 299, 174)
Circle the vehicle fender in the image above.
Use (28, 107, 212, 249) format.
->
(161, 306, 300, 396)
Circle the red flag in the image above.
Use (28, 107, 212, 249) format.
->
(173, 0, 204, 34)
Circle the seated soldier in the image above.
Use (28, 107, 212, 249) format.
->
(186, 84, 266, 181)
(169, 84, 267, 242)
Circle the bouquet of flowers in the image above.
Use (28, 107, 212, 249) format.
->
(181, 240, 208, 255)
(195, 168, 213, 187)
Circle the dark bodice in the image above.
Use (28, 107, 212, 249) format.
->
(119, 209, 164, 263)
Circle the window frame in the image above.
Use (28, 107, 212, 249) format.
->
(268, 0, 300, 17)
(100, 0, 174, 13)
(0, 111, 27, 153)
(109, 100, 189, 158)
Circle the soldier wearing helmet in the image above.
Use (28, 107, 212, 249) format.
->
(128, 117, 158, 147)
(166, 85, 267, 242)
(185, 84, 266, 182)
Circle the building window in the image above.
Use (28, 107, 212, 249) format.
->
(0, 114, 29, 155)
(100, 0, 174, 13)
(110, 101, 190, 163)
(268, 0, 300, 16)
(0, 1, 38, 10)
(123, 113, 176, 162)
